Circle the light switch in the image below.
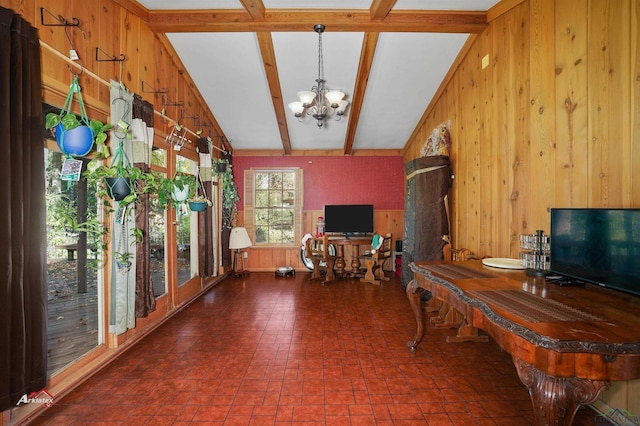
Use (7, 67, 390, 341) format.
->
(482, 54, 489, 70)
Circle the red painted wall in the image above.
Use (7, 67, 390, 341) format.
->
(232, 156, 405, 211)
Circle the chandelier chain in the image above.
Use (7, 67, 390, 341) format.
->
(317, 28, 323, 83)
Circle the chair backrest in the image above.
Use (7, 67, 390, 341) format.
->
(374, 233, 392, 259)
(443, 243, 474, 261)
(305, 235, 333, 259)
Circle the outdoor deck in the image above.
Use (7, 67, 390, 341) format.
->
(46, 258, 168, 375)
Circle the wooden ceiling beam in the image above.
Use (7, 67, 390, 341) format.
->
(256, 32, 293, 155)
(112, 0, 150, 21)
(369, 0, 397, 21)
(239, 0, 266, 21)
(146, 10, 487, 33)
(344, 32, 379, 156)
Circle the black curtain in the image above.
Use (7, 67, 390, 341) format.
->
(0, 7, 48, 410)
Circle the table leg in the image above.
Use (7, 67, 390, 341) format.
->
(350, 245, 361, 276)
(513, 357, 610, 426)
(334, 245, 346, 277)
(406, 279, 428, 352)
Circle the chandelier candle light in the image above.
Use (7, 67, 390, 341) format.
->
(288, 24, 348, 128)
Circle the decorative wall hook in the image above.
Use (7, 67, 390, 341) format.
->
(40, 7, 80, 27)
(141, 80, 166, 94)
(95, 47, 126, 62)
(162, 95, 184, 108)
(185, 114, 201, 128)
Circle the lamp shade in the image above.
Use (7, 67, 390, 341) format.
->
(229, 227, 252, 250)
(336, 100, 349, 114)
(325, 90, 345, 107)
(297, 91, 317, 106)
(288, 102, 304, 115)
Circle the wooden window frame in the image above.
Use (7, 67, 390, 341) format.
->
(244, 167, 303, 247)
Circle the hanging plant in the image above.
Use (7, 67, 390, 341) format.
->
(213, 159, 239, 228)
(83, 141, 155, 222)
(155, 173, 195, 210)
(83, 140, 153, 267)
(45, 76, 111, 158)
(188, 197, 210, 212)
(187, 166, 213, 212)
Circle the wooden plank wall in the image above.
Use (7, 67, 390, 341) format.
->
(403, 0, 639, 414)
(404, 0, 639, 258)
(234, 209, 404, 271)
(7, 0, 220, 145)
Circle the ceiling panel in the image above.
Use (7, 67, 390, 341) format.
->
(353, 32, 469, 150)
(263, 0, 370, 8)
(136, 0, 500, 153)
(138, 0, 242, 9)
(393, 0, 500, 10)
(273, 31, 364, 150)
(167, 32, 283, 150)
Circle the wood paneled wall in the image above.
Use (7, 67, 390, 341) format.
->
(403, 0, 639, 414)
(235, 209, 404, 271)
(7, 0, 221, 144)
(405, 0, 639, 260)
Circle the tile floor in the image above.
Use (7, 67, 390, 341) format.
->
(33, 272, 600, 425)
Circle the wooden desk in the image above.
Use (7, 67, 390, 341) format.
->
(407, 261, 640, 426)
(327, 236, 372, 277)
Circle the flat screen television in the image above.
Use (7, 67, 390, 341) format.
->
(550, 208, 640, 296)
(324, 204, 374, 236)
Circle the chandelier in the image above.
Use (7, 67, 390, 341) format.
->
(288, 24, 348, 128)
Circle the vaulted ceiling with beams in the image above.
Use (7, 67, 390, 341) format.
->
(131, 0, 500, 155)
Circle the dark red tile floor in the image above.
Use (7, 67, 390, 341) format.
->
(33, 272, 600, 425)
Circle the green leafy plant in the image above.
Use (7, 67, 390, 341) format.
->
(83, 160, 153, 207)
(213, 159, 239, 228)
(45, 112, 112, 159)
(154, 173, 196, 210)
(81, 141, 156, 266)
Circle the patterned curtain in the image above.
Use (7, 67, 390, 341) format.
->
(109, 82, 136, 334)
(132, 94, 155, 317)
(196, 137, 215, 277)
(0, 7, 48, 410)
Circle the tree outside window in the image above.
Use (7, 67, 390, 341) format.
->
(254, 170, 296, 244)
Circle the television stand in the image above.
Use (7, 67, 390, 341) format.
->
(545, 275, 585, 287)
(342, 232, 371, 239)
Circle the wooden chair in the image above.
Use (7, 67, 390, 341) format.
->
(305, 235, 337, 284)
(429, 243, 488, 343)
(359, 233, 392, 285)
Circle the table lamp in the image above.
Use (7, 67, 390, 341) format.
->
(229, 226, 252, 277)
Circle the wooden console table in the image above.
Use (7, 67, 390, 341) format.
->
(407, 260, 640, 426)
(327, 236, 372, 277)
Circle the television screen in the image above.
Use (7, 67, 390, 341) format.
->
(324, 205, 374, 235)
(550, 208, 640, 296)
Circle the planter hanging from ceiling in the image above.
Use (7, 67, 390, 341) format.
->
(172, 184, 190, 202)
(188, 200, 208, 212)
(105, 177, 132, 202)
(55, 123, 94, 157)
